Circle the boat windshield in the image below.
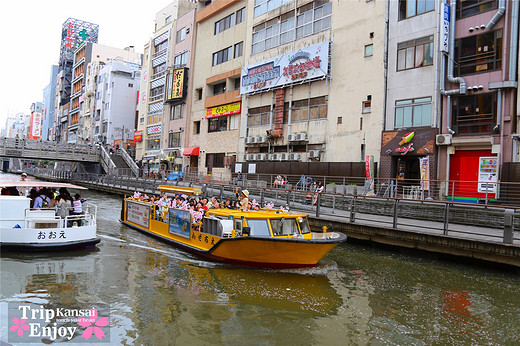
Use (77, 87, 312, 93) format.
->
(245, 219, 270, 237)
(298, 217, 311, 234)
(270, 218, 299, 236)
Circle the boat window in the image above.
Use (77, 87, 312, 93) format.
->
(270, 218, 299, 236)
(245, 219, 270, 237)
(298, 217, 311, 234)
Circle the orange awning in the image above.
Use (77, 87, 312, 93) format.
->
(183, 147, 200, 156)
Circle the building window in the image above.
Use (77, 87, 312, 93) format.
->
(254, 0, 293, 18)
(154, 40, 168, 55)
(206, 153, 225, 168)
(165, 15, 172, 24)
(174, 52, 188, 67)
(194, 120, 201, 134)
(149, 86, 164, 101)
(212, 46, 233, 66)
(456, 0, 497, 19)
(252, 1, 331, 55)
(146, 136, 161, 150)
(215, 12, 235, 34)
(168, 132, 181, 147)
(233, 77, 241, 91)
(176, 27, 186, 43)
(364, 44, 373, 57)
(397, 35, 433, 71)
(229, 114, 239, 130)
(248, 105, 271, 127)
(399, 0, 435, 20)
(208, 116, 228, 133)
(234, 42, 243, 58)
(236, 7, 245, 25)
(212, 82, 226, 96)
(455, 30, 502, 75)
(128, 83, 133, 87)
(337, 117, 342, 124)
(452, 93, 496, 135)
(170, 103, 184, 120)
(362, 97, 371, 114)
(395, 97, 432, 128)
(196, 88, 203, 100)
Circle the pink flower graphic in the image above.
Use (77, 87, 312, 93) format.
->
(10, 317, 30, 337)
(77, 309, 109, 340)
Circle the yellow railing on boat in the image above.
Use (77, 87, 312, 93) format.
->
(158, 185, 202, 196)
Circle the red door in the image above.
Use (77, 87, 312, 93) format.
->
(449, 150, 495, 199)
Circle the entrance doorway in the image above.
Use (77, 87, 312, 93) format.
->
(393, 156, 420, 181)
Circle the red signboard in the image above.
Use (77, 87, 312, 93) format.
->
(134, 130, 142, 142)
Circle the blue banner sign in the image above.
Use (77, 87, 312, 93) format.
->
(168, 209, 191, 238)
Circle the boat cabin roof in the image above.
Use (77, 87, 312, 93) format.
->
(206, 208, 307, 220)
(158, 185, 202, 196)
(0, 181, 87, 190)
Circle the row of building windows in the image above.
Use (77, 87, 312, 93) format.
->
(212, 42, 243, 66)
(174, 51, 188, 67)
(252, 1, 331, 55)
(214, 7, 245, 35)
(399, 0, 497, 21)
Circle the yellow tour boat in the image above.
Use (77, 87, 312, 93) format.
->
(121, 185, 346, 268)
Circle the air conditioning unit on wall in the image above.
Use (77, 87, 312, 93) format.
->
(296, 133, 307, 141)
(289, 153, 301, 161)
(308, 150, 320, 158)
(288, 134, 297, 142)
(245, 137, 255, 145)
(436, 134, 452, 145)
(256, 136, 267, 144)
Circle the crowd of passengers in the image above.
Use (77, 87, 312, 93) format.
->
(128, 188, 263, 214)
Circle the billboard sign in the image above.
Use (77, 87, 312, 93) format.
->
(241, 41, 329, 94)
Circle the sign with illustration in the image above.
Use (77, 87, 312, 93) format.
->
(126, 201, 150, 228)
(168, 209, 191, 238)
(240, 41, 329, 94)
(381, 129, 436, 156)
(206, 102, 241, 119)
(166, 67, 188, 101)
(478, 156, 498, 193)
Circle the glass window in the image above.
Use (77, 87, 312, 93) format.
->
(270, 218, 299, 236)
(234, 42, 243, 58)
(455, 30, 502, 75)
(215, 13, 235, 35)
(364, 44, 373, 57)
(236, 7, 245, 25)
(457, 0, 497, 19)
(170, 104, 184, 120)
(212, 82, 226, 95)
(146, 136, 161, 150)
(208, 116, 228, 133)
(399, 0, 435, 20)
(397, 36, 434, 71)
(174, 52, 188, 67)
(452, 93, 496, 135)
(168, 132, 181, 147)
(176, 27, 186, 43)
(394, 97, 431, 128)
(246, 219, 270, 237)
(212, 46, 233, 66)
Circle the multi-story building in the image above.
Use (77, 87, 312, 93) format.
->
(69, 43, 142, 144)
(238, 0, 385, 178)
(42, 65, 58, 141)
(381, 0, 439, 187)
(436, 0, 519, 202)
(163, 8, 197, 172)
(186, 0, 247, 177)
(55, 18, 99, 143)
(136, 0, 197, 171)
(93, 60, 141, 146)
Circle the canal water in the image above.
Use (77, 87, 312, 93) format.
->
(1, 173, 519, 344)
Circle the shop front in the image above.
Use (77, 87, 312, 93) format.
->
(448, 150, 497, 203)
(380, 129, 437, 198)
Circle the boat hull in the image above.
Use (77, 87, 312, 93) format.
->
(0, 225, 99, 252)
(121, 219, 345, 269)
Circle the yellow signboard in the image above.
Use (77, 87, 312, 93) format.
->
(170, 68, 185, 99)
(206, 102, 241, 119)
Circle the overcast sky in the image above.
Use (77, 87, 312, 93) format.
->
(0, 0, 172, 131)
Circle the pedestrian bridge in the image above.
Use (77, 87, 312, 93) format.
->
(0, 137, 100, 162)
(0, 137, 139, 177)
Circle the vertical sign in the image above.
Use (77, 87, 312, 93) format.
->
(419, 157, 430, 191)
(171, 68, 185, 99)
(441, 2, 450, 53)
(478, 157, 498, 193)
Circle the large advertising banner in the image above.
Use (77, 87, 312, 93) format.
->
(478, 156, 498, 193)
(126, 201, 150, 229)
(29, 112, 42, 140)
(168, 209, 191, 238)
(206, 102, 241, 119)
(240, 41, 329, 94)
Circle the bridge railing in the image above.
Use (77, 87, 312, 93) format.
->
(99, 145, 116, 175)
(0, 137, 100, 161)
(117, 148, 139, 177)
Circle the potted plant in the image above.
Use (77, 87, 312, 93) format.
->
(345, 184, 358, 195)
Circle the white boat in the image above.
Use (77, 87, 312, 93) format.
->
(0, 181, 99, 251)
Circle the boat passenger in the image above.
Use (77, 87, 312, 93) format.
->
(21, 173, 28, 181)
(70, 193, 86, 216)
(56, 194, 72, 218)
(33, 188, 51, 209)
(239, 190, 249, 211)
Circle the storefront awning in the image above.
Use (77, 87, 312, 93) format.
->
(183, 147, 200, 156)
